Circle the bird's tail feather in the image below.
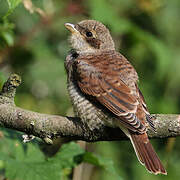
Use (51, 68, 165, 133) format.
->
(129, 132, 167, 175)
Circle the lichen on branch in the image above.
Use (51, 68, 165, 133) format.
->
(0, 74, 21, 104)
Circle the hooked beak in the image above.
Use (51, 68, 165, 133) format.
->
(65, 23, 78, 33)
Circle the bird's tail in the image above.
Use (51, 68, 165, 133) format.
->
(129, 132, 167, 175)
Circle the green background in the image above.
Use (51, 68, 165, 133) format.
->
(0, 0, 180, 179)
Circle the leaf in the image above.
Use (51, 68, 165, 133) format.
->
(3, 0, 22, 19)
(7, 158, 65, 180)
(0, 135, 85, 180)
(54, 142, 85, 168)
(0, 128, 122, 180)
(5, 159, 63, 180)
(0, 21, 15, 46)
(1, 31, 14, 46)
(83, 152, 123, 180)
(7, 0, 22, 11)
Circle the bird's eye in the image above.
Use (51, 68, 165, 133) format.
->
(86, 31, 93, 37)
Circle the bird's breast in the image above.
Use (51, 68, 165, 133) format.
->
(67, 80, 116, 130)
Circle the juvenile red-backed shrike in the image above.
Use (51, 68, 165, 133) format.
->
(64, 20, 167, 175)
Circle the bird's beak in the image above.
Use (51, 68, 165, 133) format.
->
(65, 23, 78, 33)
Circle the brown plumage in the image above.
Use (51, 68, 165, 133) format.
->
(65, 20, 167, 175)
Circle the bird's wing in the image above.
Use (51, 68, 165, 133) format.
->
(75, 51, 146, 133)
(136, 86, 155, 130)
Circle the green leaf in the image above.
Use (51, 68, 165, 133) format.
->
(0, 20, 15, 46)
(83, 152, 123, 180)
(1, 31, 14, 46)
(7, 0, 22, 10)
(0, 128, 122, 180)
(54, 142, 85, 168)
(5, 158, 64, 180)
(3, 0, 22, 19)
(0, 136, 85, 180)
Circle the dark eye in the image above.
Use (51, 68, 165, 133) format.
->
(86, 31, 93, 37)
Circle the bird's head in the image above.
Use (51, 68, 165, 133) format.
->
(65, 20, 115, 52)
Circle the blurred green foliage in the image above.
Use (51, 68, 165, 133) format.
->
(0, 130, 120, 180)
(0, 0, 180, 179)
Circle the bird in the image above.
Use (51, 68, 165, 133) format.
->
(64, 19, 167, 175)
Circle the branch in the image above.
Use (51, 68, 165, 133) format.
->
(0, 74, 179, 143)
